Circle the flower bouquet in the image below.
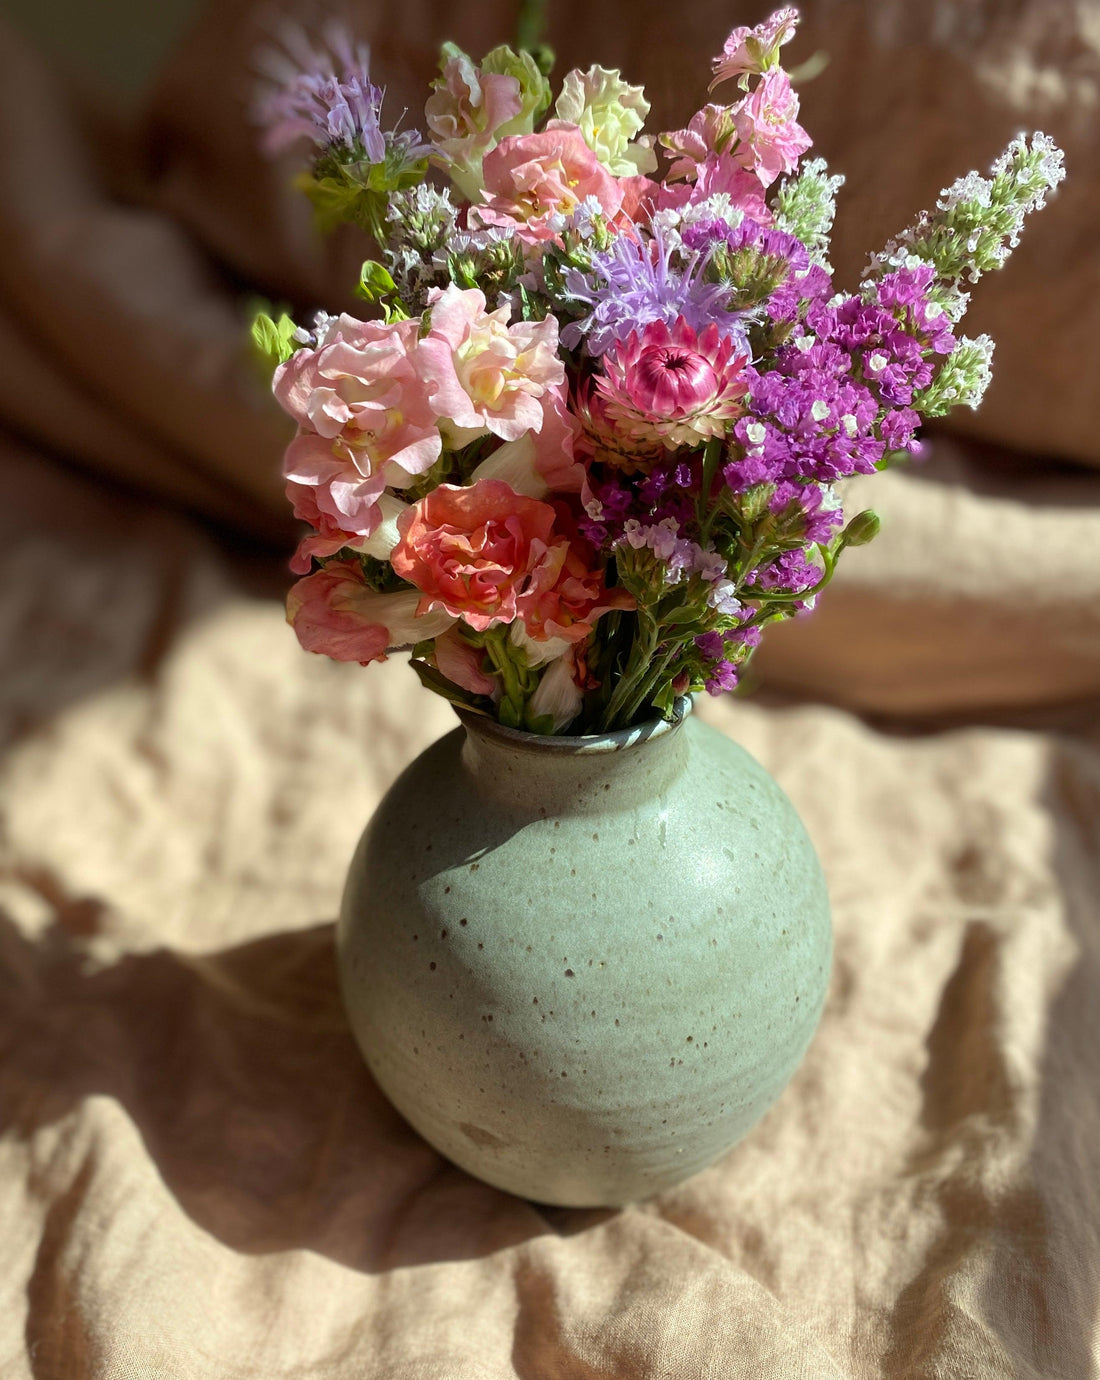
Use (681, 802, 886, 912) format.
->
(253, 9, 1064, 736)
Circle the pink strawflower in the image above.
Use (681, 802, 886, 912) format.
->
(710, 8, 800, 91)
(391, 479, 558, 631)
(275, 315, 440, 537)
(731, 69, 811, 187)
(473, 125, 623, 244)
(595, 317, 749, 448)
(286, 560, 453, 664)
(417, 285, 564, 443)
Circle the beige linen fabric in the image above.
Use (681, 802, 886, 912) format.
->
(2, 1, 1100, 1374)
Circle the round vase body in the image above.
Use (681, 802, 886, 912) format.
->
(338, 706, 831, 1208)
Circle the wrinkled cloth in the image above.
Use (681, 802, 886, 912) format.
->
(2, 0, 1100, 1376)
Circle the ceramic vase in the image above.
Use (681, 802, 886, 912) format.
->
(337, 701, 831, 1208)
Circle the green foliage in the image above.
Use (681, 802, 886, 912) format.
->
(250, 307, 299, 371)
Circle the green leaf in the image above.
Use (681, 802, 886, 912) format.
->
(250, 309, 299, 369)
(356, 260, 398, 302)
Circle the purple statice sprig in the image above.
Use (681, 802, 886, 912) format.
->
(723, 261, 956, 494)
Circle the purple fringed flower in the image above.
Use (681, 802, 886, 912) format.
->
(256, 23, 388, 160)
(562, 224, 748, 356)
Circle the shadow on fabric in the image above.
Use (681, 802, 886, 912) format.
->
(1, 914, 609, 1303)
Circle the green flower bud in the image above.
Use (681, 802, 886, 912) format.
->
(841, 510, 881, 547)
(250, 309, 299, 369)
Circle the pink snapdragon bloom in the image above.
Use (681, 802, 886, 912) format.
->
(275, 315, 440, 537)
(392, 479, 558, 630)
(473, 125, 623, 244)
(710, 8, 800, 91)
(469, 385, 584, 495)
(433, 627, 499, 697)
(286, 560, 454, 664)
(595, 317, 749, 448)
(425, 50, 524, 202)
(286, 484, 408, 574)
(417, 285, 564, 443)
(731, 69, 811, 187)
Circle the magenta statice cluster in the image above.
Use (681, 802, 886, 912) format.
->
(252, 9, 1064, 734)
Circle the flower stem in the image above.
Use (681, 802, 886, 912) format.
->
(515, 0, 548, 51)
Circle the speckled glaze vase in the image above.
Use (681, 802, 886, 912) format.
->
(337, 701, 831, 1208)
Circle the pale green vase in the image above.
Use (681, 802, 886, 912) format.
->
(337, 700, 831, 1208)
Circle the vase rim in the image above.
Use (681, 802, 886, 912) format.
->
(453, 696, 692, 756)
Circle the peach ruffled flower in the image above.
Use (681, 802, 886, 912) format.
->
(515, 503, 634, 644)
(286, 560, 454, 664)
(391, 478, 557, 631)
(473, 125, 623, 244)
(274, 315, 440, 538)
(417, 285, 564, 444)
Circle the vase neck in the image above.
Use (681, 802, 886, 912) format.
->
(457, 710, 692, 817)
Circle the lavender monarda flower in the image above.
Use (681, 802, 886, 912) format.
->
(562, 223, 748, 355)
(255, 22, 386, 160)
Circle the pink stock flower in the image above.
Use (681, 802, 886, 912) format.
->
(710, 8, 800, 91)
(286, 560, 454, 664)
(595, 317, 749, 449)
(417, 285, 564, 443)
(392, 479, 558, 631)
(654, 159, 772, 225)
(473, 125, 623, 243)
(657, 105, 772, 220)
(731, 68, 811, 187)
(275, 315, 440, 536)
